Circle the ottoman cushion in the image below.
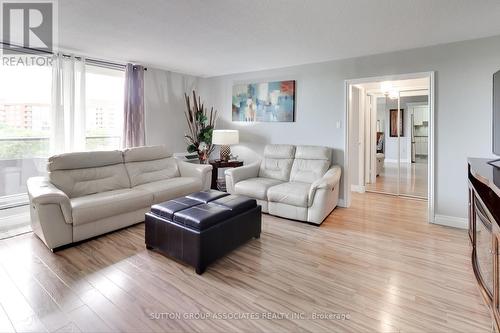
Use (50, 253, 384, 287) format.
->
(151, 197, 201, 220)
(173, 203, 233, 231)
(186, 189, 229, 203)
(211, 195, 257, 214)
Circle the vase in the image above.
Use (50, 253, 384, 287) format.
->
(198, 151, 209, 164)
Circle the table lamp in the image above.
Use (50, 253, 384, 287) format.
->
(212, 130, 239, 162)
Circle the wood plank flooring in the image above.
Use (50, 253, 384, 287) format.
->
(366, 161, 428, 198)
(0, 192, 491, 332)
(0, 205, 31, 240)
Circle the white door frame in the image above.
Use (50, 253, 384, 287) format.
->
(366, 92, 383, 185)
(406, 101, 429, 166)
(343, 71, 435, 223)
(359, 88, 366, 190)
(364, 93, 373, 185)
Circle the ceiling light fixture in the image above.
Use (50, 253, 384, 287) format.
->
(380, 81, 399, 100)
(388, 89, 399, 100)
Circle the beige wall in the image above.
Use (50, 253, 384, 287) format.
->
(144, 68, 198, 153)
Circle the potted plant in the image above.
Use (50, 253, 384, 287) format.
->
(183, 91, 218, 163)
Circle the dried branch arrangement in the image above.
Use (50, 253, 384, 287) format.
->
(184, 90, 218, 162)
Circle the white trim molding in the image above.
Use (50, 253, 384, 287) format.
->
(351, 185, 366, 193)
(433, 214, 468, 229)
(337, 199, 347, 208)
(344, 71, 435, 224)
(427, 72, 435, 222)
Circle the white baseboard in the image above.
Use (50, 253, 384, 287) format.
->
(350, 185, 366, 193)
(432, 214, 468, 229)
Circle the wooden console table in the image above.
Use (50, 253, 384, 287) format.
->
(468, 158, 500, 332)
(209, 160, 243, 191)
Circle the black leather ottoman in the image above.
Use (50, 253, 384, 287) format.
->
(145, 190, 261, 274)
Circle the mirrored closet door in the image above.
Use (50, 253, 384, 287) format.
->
(365, 86, 429, 199)
(399, 89, 429, 199)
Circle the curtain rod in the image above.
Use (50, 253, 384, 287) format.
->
(0, 41, 147, 71)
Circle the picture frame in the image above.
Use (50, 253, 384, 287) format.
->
(389, 108, 404, 137)
(232, 80, 295, 122)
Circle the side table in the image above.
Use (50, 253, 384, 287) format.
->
(209, 160, 244, 191)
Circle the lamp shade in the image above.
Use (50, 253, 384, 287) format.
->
(212, 130, 239, 145)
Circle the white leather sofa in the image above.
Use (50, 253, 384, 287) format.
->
(225, 144, 341, 224)
(27, 145, 212, 250)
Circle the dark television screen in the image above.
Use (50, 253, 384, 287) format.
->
(494, 70, 500, 155)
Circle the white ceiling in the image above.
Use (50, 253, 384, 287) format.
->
(58, 0, 500, 77)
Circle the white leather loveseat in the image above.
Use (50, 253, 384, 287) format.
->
(27, 145, 212, 250)
(225, 144, 341, 224)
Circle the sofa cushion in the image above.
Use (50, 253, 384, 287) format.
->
(267, 182, 312, 207)
(71, 188, 153, 225)
(290, 159, 330, 183)
(234, 177, 282, 200)
(47, 150, 123, 171)
(258, 144, 296, 181)
(123, 145, 171, 162)
(49, 163, 130, 198)
(294, 145, 331, 160)
(290, 145, 331, 183)
(135, 177, 202, 204)
(125, 157, 180, 187)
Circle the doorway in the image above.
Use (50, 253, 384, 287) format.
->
(345, 72, 434, 220)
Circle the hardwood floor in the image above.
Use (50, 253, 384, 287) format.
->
(0, 205, 31, 240)
(366, 161, 428, 198)
(0, 193, 490, 332)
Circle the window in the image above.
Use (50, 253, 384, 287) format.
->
(85, 65, 125, 150)
(0, 61, 52, 204)
(0, 61, 124, 209)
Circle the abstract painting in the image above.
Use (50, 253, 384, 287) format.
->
(232, 80, 295, 122)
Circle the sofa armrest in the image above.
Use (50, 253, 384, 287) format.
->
(306, 165, 342, 224)
(177, 160, 213, 190)
(224, 161, 260, 193)
(27, 177, 72, 224)
(308, 165, 342, 205)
